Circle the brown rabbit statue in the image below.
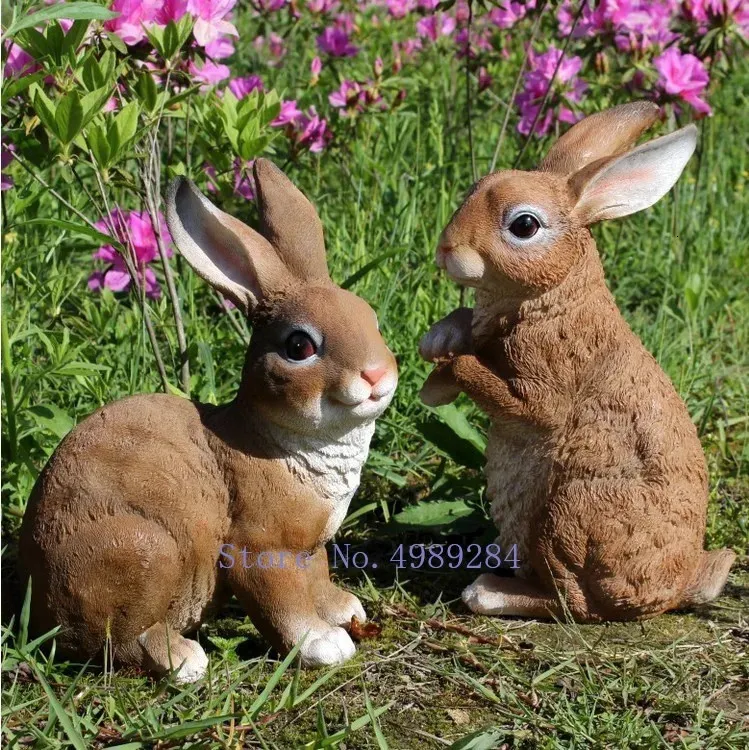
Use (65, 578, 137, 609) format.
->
(19, 160, 398, 682)
(419, 102, 734, 622)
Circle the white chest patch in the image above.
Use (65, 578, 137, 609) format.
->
(262, 421, 376, 544)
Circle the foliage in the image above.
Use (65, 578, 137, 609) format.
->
(1, 0, 748, 745)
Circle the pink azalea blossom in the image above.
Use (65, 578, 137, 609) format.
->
(308, 0, 340, 12)
(89, 209, 172, 299)
(254, 32, 286, 61)
(386, 0, 415, 18)
(317, 26, 358, 56)
(310, 56, 323, 83)
(187, 0, 238, 47)
(105, 0, 162, 45)
(255, 0, 287, 10)
(489, 1, 532, 29)
(188, 58, 231, 87)
(232, 159, 256, 200)
(272, 99, 304, 126)
(4, 42, 39, 78)
(515, 46, 587, 137)
(155, 0, 188, 24)
(653, 47, 712, 115)
(478, 66, 492, 92)
(295, 107, 332, 152)
(228, 75, 264, 98)
(204, 35, 235, 59)
(415, 13, 456, 41)
(329, 79, 363, 111)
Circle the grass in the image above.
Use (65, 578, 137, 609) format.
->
(2, 34, 748, 750)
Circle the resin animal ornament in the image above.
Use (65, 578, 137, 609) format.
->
(419, 102, 734, 622)
(20, 160, 398, 682)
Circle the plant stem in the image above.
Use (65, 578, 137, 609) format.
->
(1, 312, 18, 460)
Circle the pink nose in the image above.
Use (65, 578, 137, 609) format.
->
(361, 366, 388, 386)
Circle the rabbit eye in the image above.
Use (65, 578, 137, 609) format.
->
(285, 331, 317, 361)
(509, 213, 540, 239)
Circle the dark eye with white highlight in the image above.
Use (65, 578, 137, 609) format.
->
(284, 331, 317, 361)
(508, 213, 541, 239)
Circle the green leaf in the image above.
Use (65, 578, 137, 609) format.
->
(30, 84, 59, 138)
(55, 90, 84, 144)
(391, 499, 477, 529)
(23, 218, 119, 248)
(448, 727, 505, 749)
(136, 71, 158, 112)
(431, 403, 486, 453)
(342, 249, 399, 289)
(80, 85, 114, 128)
(25, 404, 75, 439)
(60, 18, 89, 55)
(87, 123, 111, 167)
(107, 100, 139, 157)
(2, 1, 117, 41)
(417, 405, 486, 469)
(30, 664, 87, 750)
(1, 71, 45, 105)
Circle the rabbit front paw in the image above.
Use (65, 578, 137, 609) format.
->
(420, 362, 462, 406)
(300, 626, 356, 667)
(318, 585, 367, 627)
(419, 307, 474, 362)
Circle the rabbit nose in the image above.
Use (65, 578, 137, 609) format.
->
(361, 366, 388, 386)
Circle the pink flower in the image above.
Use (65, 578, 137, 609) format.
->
(89, 209, 172, 299)
(187, 0, 238, 47)
(272, 99, 304, 126)
(254, 32, 286, 61)
(415, 13, 456, 41)
(310, 56, 323, 83)
(329, 79, 363, 111)
(228, 75, 263, 98)
(317, 26, 358, 56)
(515, 46, 587, 137)
(256, 0, 287, 10)
(188, 58, 231, 87)
(4, 42, 38, 78)
(478, 66, 492, 92)
(653, 47, 712, 115)
(232, 159, 256, 200)
(204, 35, 235, 59)
(1, 139, 15, 191)
(308, 0, 340, 12)
(155, 0, 188, 24)
(105, 0, 162, 45)
(386, 0, 416, 18)
(489, 1, 528, 29)
(295, 108, 332, 153)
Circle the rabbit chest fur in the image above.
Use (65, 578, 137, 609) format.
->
(257, 420, 376, 542)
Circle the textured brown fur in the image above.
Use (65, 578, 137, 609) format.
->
(20, 160, 398, 679)
(420, 102, 734, 622)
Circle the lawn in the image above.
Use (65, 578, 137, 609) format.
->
(2, 0, 748, 747)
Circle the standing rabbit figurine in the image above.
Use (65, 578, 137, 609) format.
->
(419, 102, 734, 621)
(20, 160, 397, 681)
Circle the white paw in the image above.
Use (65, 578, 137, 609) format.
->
(419, 308, 473, 362)
(299, 627, 356, 667)
(321, 592, 366, 627)
(172, 639, 209, 684)
(462, 573, 506, 615)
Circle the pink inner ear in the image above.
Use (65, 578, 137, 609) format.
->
(588, 166, 655, 204)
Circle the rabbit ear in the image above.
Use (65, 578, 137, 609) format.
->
(539, 101, 661, 176)
(166, 177, 288, 315)
(570, 124, 697, 226)
(253, 159, 331, 283)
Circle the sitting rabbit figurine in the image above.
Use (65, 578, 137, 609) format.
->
(19, 160, 397, 681)
(419, 102, 734, 621)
